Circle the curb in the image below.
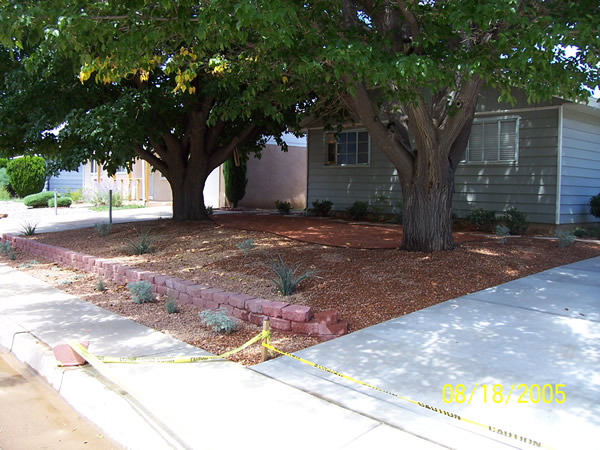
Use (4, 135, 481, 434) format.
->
(0, 314, 181, 449)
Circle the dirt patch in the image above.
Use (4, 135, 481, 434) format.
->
(7, 217, 600, 366)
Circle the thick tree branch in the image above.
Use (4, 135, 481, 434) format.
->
(133, 144, 167, 176)
(438, 75, 483, 154)
(208, 124, 260, 170)
(396, 1, 420, 40)
(341, 80, 414, 179)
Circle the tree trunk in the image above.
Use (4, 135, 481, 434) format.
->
(401, 162, 455, 252)
(170, 171, 210, 221)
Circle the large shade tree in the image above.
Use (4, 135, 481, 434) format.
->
(0, 1, 308, 220)
(1, 1, 598, 249)
(278, 0, 599, 251)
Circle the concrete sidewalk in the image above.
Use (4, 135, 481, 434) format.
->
(0, 264, 442, 450)
(255, 258, 600, 450)
(0, 205, 173, 235)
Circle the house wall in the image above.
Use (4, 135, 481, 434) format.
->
(239, 143, 307, 209)
(307, 128, 402, 213)
(307, 107, 562, 223)
(559, 105, 600, 224)
(454, 108, 560, 224)
(47, 165, 84, 193)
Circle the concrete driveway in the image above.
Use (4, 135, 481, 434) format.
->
(254, 258, 600, 450)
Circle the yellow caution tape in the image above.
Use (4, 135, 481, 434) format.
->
(263, 342, 554, 450)
(70, 331, 269, 365)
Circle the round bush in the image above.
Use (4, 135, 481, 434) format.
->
(590, 193, 600, 219)
(23, 191, 56, 208)
(48, 196, 72, 207)
(6, 156, 45, 197)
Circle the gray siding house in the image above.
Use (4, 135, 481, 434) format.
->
(306, 88, 600, 227)
(47, 165, 84, 193)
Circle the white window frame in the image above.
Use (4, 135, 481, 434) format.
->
(462, 116, 519, 164)
(324, 129, 371, 167)
(115, 165, 128, 175)
(90, 160, 98, 174)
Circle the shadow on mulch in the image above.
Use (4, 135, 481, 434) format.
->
(214, 213, 490, 249)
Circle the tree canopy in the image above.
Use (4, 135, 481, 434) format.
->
(1, 0, 598, 248)
(0, 0, 311, 219)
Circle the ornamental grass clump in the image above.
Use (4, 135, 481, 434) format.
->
(0, 241, 13, 256)
(126, 229, 155, 255)
(20, 221, 37, 236)
(496, 224, 510, 245)
(127, 280, 155, 304)
(199, 308, 237, 334)
(556, 230, 576, 248)
(94, 222, 112, 236)
(236, 239, 256, 257)
(268, 254, 316, 296)
(165, 298, 178, 314)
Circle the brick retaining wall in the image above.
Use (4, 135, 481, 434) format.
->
(2, 234, 347, 340)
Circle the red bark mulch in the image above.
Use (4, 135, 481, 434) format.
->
(213, 213, 489, 249)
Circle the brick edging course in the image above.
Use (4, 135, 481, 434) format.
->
(2, 234, 347, 340)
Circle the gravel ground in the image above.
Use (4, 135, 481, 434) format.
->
(5, 214, 600, 366)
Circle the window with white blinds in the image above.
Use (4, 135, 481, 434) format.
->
(464, 117, 519, 163)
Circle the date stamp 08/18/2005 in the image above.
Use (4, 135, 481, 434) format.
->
(442, 383, 566, 405)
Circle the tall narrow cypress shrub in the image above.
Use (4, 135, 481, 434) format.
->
(223, 152, 247, 208)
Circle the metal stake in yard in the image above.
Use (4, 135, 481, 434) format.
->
(261, 318, 270, 363)
(109, 189, 113, 224)
(54, 190, 58, 215)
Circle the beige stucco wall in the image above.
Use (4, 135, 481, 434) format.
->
(239, 144, 307, 210)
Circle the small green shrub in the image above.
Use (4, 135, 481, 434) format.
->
(89, 189, 123, 207)
(21, 221, 37, 236)
(165, 298, 178, 314)
(127, 280, 155, 304)
(388, 201, 403, 224)
(96, 278, 106, 291)
(0, 186, 11, 201)
(503, 207, 528, 235)
(496, 224, 510, 244)
(275, 199, 292, 215)
(65, 188, 83, 203)
(236, 239, 256, 257)
(572, 227, 600, 239)
(126, 229, 155, 255)
(311, 199, 333, 217)
(268, 255, 316, 296)
(467, 208, 497, 232)
(0, 241, 13, 256)
(23, 192, 57, 208)
(369, 194, 390, 221)
(9, 250, 16, 260)
(0, 158, 8, 168)
(206, 205, 214, 215)
(48, 196, 72, 207)
(556, 230, 576, 248)
(94, 222, 113, 236)
(19, 259, 39, 268)
(0, 168, 11, 189)
(590, 193, 600, 219)
(347, 201, 369, 220)
(199, 307, 237, 334)
(6, 156, 45, 197)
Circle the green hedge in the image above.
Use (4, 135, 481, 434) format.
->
(23, 191, 57, 208)
(48, 196, 72, 207)
(6, 156, 45, 197)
